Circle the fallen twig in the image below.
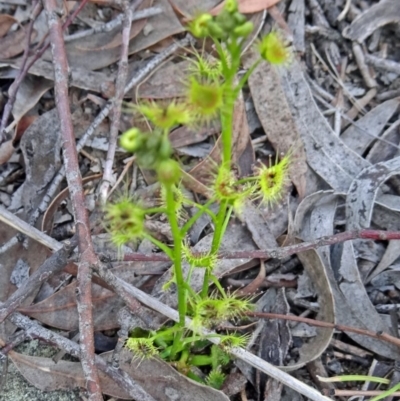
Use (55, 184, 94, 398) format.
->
(43, 1, 102, 398)
(99, 0, 134, 203)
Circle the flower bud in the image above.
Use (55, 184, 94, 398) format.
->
(157, 159, 181, 185)
(188, 13, 212, 38)
(232, 12, 246, 26)
(158, 137, 173, 160)
(207, 21, 226, 39)
(224, 0, 238, 13)
(120, 128, 144, 153)
(233, 21, 254, 37)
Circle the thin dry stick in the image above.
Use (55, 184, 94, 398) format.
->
(99, 0, 133, 203)
(119, 229, 400, 262)
(43, 1, 102, 399)
(0, 0, 90, 143)
(5, 311, 157, 401)
(248, 312, 400, 348)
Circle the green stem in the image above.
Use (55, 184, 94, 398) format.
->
(200, 200, 229, 298)
(143, 233, 173, 259)
(220, 83, 234, 167)
(180, 198, 217, 237)
(164, 182, 186, 357)
(234, 58, 262, 96)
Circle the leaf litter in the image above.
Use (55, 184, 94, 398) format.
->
(1, 0, 400, 400)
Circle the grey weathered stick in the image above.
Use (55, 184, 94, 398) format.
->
(99, 0, 133, 203)
(44, 1, 102, 398)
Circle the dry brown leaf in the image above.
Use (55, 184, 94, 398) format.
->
(0, 14, 17, 38)
(60, 0, 183, 70)
(0, 140, 15, 165)
(105, 349, 230, 401)
(17, 280, 123, 331)
(0, 27, 36, 59)
(169, 0, 221, 18)
(210, 0, 282, 15)
(14, 115, 38, 143)
(133, 60, 190, 99)
(78, 0, 153, 51)
(12, 75, 53, 124)
(9, 351, 132, 399)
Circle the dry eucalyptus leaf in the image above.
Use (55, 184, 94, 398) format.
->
(0, 27, 36, 59)
(343, 0, 400, 42)
(169, 0, 221, 18)
(257, 288, 290, 398)
(0, 14, 17, 38)
(18, 263, 145, 331)
(0, 140, 15, 165)
(366, 120, 400, 164)
(104, 348, 230, 401)
(278, 60, 369, 192)
(19, 108, 63, 214)
(128, 0, 184, 55)
(346, 156, 400, 230)
(8, 351, 133, 399)
(210, 0, 282, 15)
(49, 0, 171, 70)
(86, 0, 153, 51)
(11, 75, 53, 124)
(134, 60, 190, 99)
(340, 98, 400, 156)
(1, 58, 115, 97)
(367, 241, 400, 283)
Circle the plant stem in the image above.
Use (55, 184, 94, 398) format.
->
(164, 182, 186, 357)
(201, 200, 229, 298)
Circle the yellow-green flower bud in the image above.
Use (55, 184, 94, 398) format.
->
(158, 137, 173, 160)
(157, 159, 181, 185)
(207, 21, 226, 39)
(224, 0, 238, 13)
(120, 128, 144, 153)
(232, 11, 246, 26)
(216, 11, 236, 32)
(188, 13, 212, 38)
(233, 21, 254, 37)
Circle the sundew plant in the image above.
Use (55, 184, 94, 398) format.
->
(108, 0, 292, 388)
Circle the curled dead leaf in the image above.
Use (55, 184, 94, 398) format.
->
(0, 140, 15, 165)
